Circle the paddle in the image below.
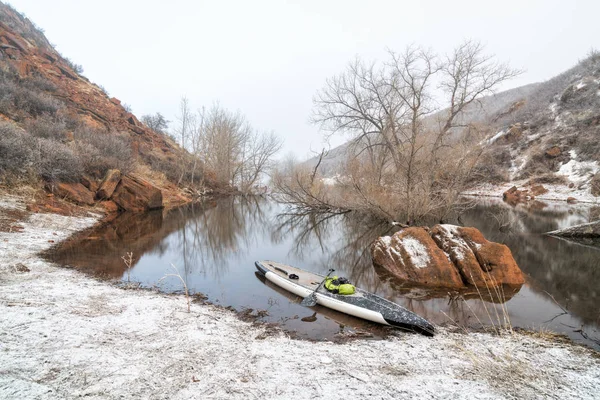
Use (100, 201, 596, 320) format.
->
(300, 268, 335, 307)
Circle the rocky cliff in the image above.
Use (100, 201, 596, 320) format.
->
(0, 3, 198, 210)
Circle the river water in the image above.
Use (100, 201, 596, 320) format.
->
(46, 196, 600, 349)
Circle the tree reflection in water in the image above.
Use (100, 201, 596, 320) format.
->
(46, 196, 600, 348)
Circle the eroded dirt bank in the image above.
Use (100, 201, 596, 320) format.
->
(1, 195, 599, 399)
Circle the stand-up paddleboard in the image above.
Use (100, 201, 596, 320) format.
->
(255, 260, 435, 336)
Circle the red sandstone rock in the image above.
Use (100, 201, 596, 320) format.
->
(96, 169, 121, 200)
(430, 225, 525, 287)
(80, 175, 99, 193)
(530, 185, 548, 196)
(100, 200, 119, 214)
(503, 186, 530, 205)
(111, 175, 163, 212)
(45, 182, 95, 206)
(372, 225, 525, 289)
(371, 227, 464, 288)
(545, 146, 561, 158)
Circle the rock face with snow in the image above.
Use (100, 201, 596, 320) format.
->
(371, 228, 464, 288)
(371, 225, 524, 289)
(430, 225, 524, 287)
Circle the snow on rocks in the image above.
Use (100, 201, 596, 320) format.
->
(1, 194, 599, 399)
(557, 150, 600, 187)
(372, 225, 524, 288)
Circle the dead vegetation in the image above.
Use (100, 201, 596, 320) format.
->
(275, 41, 520, 223)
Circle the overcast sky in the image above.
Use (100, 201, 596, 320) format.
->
(8, 0, 600, 159)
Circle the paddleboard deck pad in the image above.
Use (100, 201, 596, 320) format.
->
(255, 260, 435, 336)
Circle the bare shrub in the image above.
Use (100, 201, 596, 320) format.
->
(73, 127, 133, 177)
(0, 72, 62, 119)
(527, 173, 568, 185)
(25, 115, 68, 141)
(34, 138, 81, 182)
(23, 74, 58, 93)
(0, 122, 35, 181)
(577, 130, 600, 163)
(63, 57, 84, 74)
(277, 41, 519, 223)
(470, 146, 511, 184)
(141, 112, 169, 134)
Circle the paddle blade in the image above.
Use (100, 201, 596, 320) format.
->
(300, 292, 317, 307)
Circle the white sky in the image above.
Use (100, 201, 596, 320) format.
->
(8, 0, 600, 159)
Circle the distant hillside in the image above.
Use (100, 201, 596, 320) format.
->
(0, 2, 207, 208)
(304, 53, 600, 197)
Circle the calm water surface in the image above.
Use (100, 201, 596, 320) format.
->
(47, 197, 600, 349)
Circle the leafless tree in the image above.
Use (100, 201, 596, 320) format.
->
(175, 96, 194, 150)
(238, 131, 283, 193)
(180, 102, 282, 193)
(141, 112, 169, 134)
(278, 40, 521, 223)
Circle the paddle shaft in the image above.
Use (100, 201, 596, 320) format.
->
(300, 268, 335, 306)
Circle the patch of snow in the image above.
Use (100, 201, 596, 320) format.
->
(485, 130, 506, 144)
(509, 156, 528, 181)
(575, 80, 587, 90)
(400, 236, 430, 269)
(380, 235, 392, 247)
(557, 153, 599, 185)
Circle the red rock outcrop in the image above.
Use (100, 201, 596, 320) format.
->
(529, 185, 548, 196)
(0, 4, 188, 189)
(372, 224, 524, 289)
(545, 146, 561, 158)
(503, 186, 530, 205)
(45, 182, 95, 206)
(111, 175, 163, 212)
(371, 227, 464, 288)
(96, 169, 121, 200)
(430, 225, 524, 287)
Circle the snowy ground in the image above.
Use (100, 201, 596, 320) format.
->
(1, 195, 599, 399)
(465, 179, 600, 204)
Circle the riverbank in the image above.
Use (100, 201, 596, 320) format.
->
(1, 194, 599, 399)
(465, 179, 600, 204)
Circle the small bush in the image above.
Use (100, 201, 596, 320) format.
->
(527, 173, 568, 185)
(63, 57, 84, 74)
(25, 115, 68, 141)
(73, 127, 133, 177)
(469, 147, 511, 184)
(34, 138, 81, 182)
(0, 77, 62, 119)
(23, 74, 58, 92)
(0, 122, 35, 179)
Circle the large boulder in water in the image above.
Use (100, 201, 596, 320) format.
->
(371, 227, 464, 288)
(111, 174, 163, 212)
(371, 225, 524, 288)
(430, 225, 525, 287)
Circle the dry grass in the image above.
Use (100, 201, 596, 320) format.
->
(121, 252, 133, 283)
(156, 263, 191, 313)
